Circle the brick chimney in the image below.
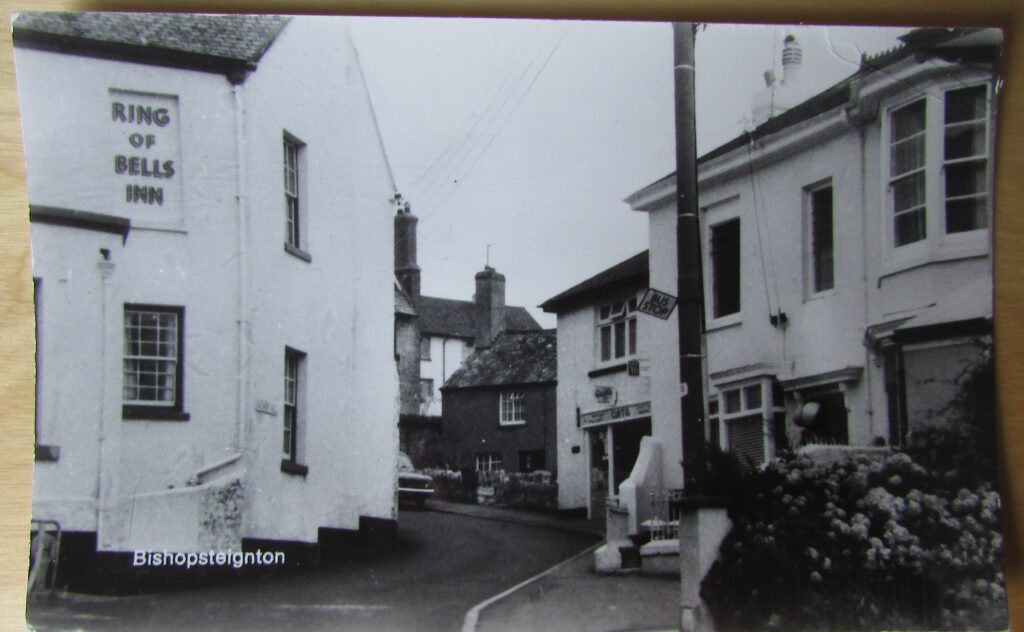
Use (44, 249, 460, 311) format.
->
(394, 201, 420, 304)
(473, 266, 506, 349)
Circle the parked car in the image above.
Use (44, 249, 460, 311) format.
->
(397, 451, 434, 509)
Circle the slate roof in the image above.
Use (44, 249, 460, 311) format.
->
(444, 330, 557, 389)
(417, 296, 541, 339)
(540, 251, 648, 314)
(13, 13, 289, 76)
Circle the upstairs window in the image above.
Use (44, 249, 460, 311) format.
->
(886, 82, 991, 253)
(944, 85, 989, 234)
(890, 99, 927, 247)
(807, 183, 834, 294)
(711, 219, 741, 318)
(283, 134, 311, 262)
(598, 298, 637, 362)
(420, 336, 431, 361)
(500, 391, 525, 426)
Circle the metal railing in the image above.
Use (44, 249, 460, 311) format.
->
(644, 488, 685, 541)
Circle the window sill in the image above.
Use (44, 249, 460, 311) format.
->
(804, 288, 837, 303)
(284, 243, 312, 263)
(35, 445, 60, 462)
(123, 407, 191, 421)
(588, 363, 629, 378)
(706, 313, 742, 333)
(881, 236, 988, 280)
(499, 421, 527, 428)
(280, 459, 309, 477)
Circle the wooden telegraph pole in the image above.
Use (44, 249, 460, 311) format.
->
(673, 23, 707, 494)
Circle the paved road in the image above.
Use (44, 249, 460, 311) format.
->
(27, 509, 600, 632)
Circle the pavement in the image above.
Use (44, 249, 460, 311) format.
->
(426, 500, 681, 632)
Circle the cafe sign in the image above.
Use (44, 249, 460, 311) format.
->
(579, 401, 651, 427)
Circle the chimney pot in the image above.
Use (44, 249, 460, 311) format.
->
(474, 266, 506, 349)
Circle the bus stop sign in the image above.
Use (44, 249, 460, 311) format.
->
(638, 288, 678, 320)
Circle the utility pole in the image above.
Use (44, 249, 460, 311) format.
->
(673, 22, 706, 494)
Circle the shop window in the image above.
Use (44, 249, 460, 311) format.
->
(719, 382, 768, 466)
(500, 391, 525, 426)
(711, 219, 740, 318)
(282, 347, 308, 476)
(597, 297, 637, 362)
(806, 182, 834, 294)
(123, 305, 188, 420)
(475, 452, 503, 473)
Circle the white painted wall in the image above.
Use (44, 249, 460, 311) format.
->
(241, 18, 397, 541)
(18, 16, 398, 550)
(419, 334, 471, 416)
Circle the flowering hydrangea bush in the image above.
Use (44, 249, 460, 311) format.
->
(700, 450, 1007, 630)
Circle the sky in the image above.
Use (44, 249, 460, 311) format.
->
(348, 19, 910, 328)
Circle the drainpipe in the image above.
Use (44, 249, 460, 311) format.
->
(95, 256, 117, 548)
(673, 23, 706, 493)
(232, 80, 250, 452)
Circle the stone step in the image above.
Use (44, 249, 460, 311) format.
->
(639, 538, 680, 577)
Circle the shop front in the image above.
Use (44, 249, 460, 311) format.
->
(580, 401, 652, 518)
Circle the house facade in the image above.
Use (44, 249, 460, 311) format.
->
(18, 13, 399, 578)
(439, 330, 557, 475)
(626, 28, 999, 467)
(393, 206, 541, 466)
(541, 250, 683, 518)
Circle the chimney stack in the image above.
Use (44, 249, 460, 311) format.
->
(473, 266, 506, 349)
(394, 200, 421, 304)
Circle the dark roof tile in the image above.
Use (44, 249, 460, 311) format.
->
(444, 330, 557, 389)
(417, 295, 541, 339)
(13, 12, 288, 72)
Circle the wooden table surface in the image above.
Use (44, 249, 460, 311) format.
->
(0, 1, 1021, 629)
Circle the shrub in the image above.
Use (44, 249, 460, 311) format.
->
(422, 468, 476, 504)
(700, 451, 1007, 631)
(906, 348, 998, 491)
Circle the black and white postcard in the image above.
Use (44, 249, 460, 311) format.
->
(15, 13, 1007, 631)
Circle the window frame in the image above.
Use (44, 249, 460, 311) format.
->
(804, 180, 835, 297)
(475, 452, 503, 473)
(122, 304, 189, 421)
(283, 133, 312, 263)
(882, 78, 992, 270)
(499, 390, 526, 426)
(281, 346, 308, 476)
(596, 296, 638, 364)
(710, 218, 741, 320)
(420, 335, 432, 361)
